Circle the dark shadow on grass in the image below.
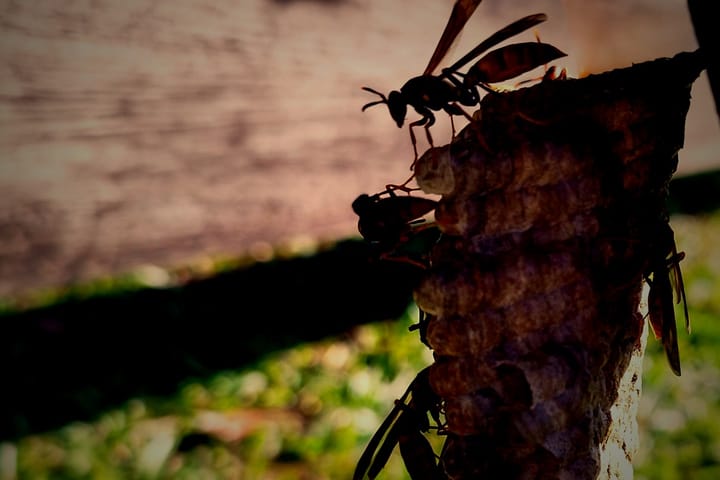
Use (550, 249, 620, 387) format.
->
(0, 238, 423, 440)
(668, 169, 720, 215)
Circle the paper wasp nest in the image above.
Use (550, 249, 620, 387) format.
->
(413, 51, 705, 479)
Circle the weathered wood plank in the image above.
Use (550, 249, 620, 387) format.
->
(0, 0, 714, 298)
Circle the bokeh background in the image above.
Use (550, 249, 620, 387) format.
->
(1, 0, 718, 478)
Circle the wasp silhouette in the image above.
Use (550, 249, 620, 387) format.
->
(361, 0, 566, 163)
(353, 189, 438, 247)
(353, 189, 440, 268)
(644, 223, 690, 376)
(354, 367, 446, 480)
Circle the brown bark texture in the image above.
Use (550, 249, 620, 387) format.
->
(410, 50, 705, 479)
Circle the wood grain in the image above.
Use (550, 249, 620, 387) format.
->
(0, 0, 714, 298)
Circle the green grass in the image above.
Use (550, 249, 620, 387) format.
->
(7, 310, 433, 480)
(4, 212, 720, 479)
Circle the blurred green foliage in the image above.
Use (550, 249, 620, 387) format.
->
(7, 308, 433, 480)
(3, 213, 719, 479)
(634, 213, 720, 480)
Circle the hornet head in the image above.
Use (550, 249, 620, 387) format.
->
(361, 87, 407, 128)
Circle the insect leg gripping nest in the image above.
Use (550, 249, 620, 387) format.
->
(413, 50, 705, 479)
